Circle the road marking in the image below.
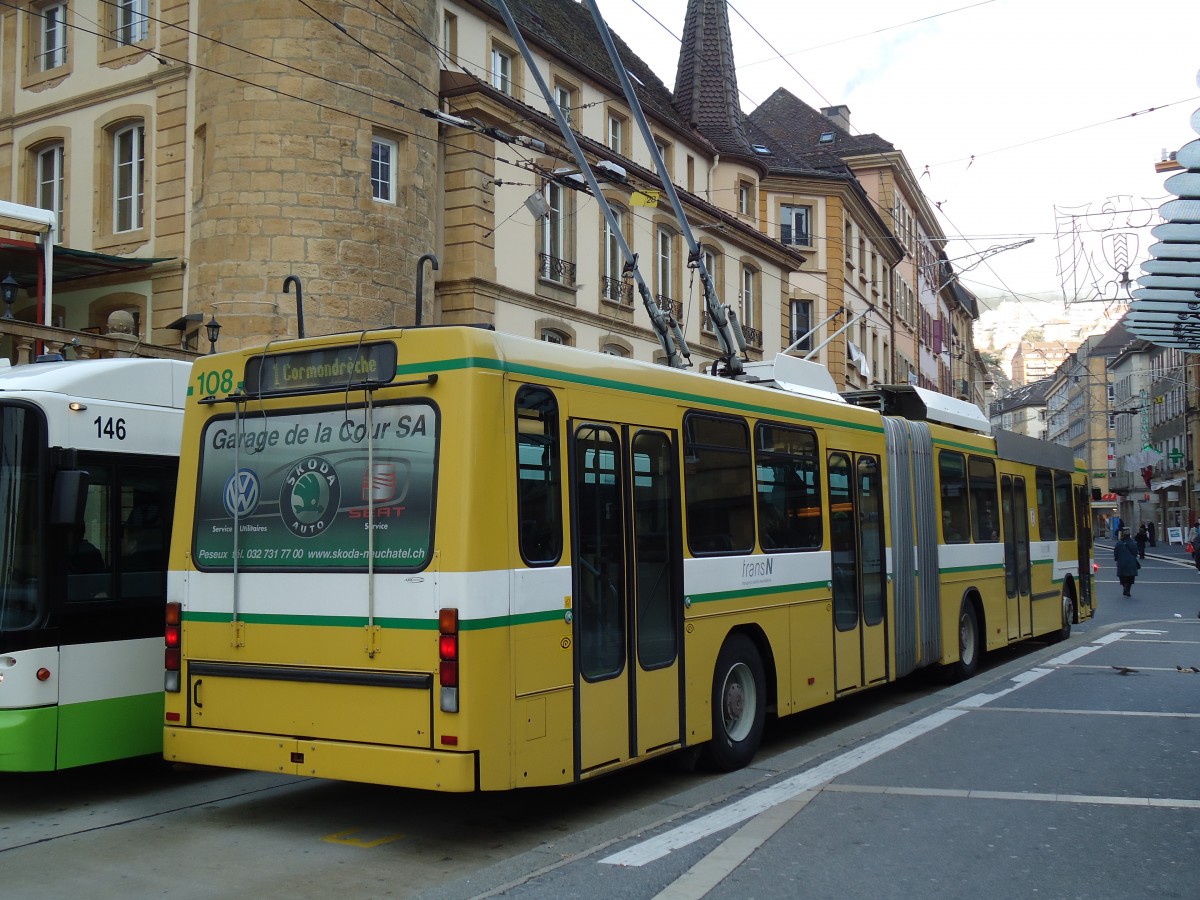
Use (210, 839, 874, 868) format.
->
(600, 707, 966, 867)
(822, 783, 1200, 809)
(650, 791, 819, 900)
(972, 705, 1200, 718)
(321, 829, 404, 848)
(602, 632, 1130, 868)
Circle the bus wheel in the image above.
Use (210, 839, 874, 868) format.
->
(942, 600, 981, 683)
(703, 633, 766, 771)
(1049, 587, 1074, 644)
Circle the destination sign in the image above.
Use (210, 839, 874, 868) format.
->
(245, 342, 397, 395)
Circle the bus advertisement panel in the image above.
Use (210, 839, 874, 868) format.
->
(192, 403, 437, 571)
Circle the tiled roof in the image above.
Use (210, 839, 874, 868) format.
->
(673, 0, 757, 161)
(468, 0, 695, 138)
(748, 88, 895, 168)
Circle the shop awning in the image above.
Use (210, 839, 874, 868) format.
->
(0, 240, 171, 288)
(1149, 477, 1185, 490)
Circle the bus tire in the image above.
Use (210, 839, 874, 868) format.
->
(703, 633, 766, 771)
(1049, 586, 1074, 644)
(942, 598, 981, 683)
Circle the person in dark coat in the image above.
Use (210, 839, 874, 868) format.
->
(1113, 529, 1140, 597)
(1135, 525, 1148, 559)
(1147, 521, 1156, 547)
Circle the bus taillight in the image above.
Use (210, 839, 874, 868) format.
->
(439, 608, 459, 713)
(165, 602, 182, 693)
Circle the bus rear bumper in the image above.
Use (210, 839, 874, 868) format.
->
(164, 726, 478, 791)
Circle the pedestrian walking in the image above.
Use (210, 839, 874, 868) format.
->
(1135, 525, 1148, 559)
(1112, 516, 1123, 540)
(1190, 523, 1200, 572)
(1113, 529, 1140, 596)
(1147, 521, 1156, 547)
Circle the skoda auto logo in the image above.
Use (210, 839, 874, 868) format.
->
(281, 455, 341, 537)
(223, 468, 261, 518)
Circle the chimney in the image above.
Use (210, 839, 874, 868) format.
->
(821, 104, 851, 132)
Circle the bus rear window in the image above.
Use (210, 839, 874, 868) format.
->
(192, 401, 437, 571)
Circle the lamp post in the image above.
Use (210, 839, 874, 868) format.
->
(205, 314, 221, 355)
(1, 273, 18, 319)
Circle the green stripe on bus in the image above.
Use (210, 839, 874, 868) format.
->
(183, 608, 563, 630)
(396, 357, 884, 433)
(689, 580, 828, 604)
(938, 563, 1006, 575)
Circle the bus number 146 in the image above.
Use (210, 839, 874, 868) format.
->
(93, 416, 127, 440)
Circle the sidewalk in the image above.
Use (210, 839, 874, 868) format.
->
(1095, 536, 1197, 566)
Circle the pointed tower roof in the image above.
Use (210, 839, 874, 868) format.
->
(674, 0, 762, 169)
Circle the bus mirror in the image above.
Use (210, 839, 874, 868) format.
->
(51, 470, 90, 526)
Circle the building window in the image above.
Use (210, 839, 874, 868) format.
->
(115, 0, 149, 45)
(553, 82, 574, 126)
(490, 45, 514, 96)
(607, 113, 624, 155)
(741, 264, 760, 345)
(36, 143, 65, 242)
(656, 226, 674, 305)
(113, 122, 145, 233)
(371, 136, 398, 203)
(700, 248, 715, 333)
(441, 12, 457, 63)
(738, 183, 752, 215)
(602, 204, 631, 305)
(540, 182, 575, 285)
(653, 136, 672, 178)
(780, 204, 812, 247)
(601, 344, 628, 357)
(540, 328, 568, 345)
(40, 2, 68, 70)
(789, 299, 812, 352)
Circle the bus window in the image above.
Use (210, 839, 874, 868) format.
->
(828, 453, 857, 631)
(857, 455, 885, 627)
(755, 423, 821, 551)
(632, 430, 676, 669)
(574, 425, 625, 679)
(938, 451, 969, 543)
(67, 466, 113, 602)
(120, 467, 173, 599)
(515, 386, 562, 565)
(192, 403, 437, 572)
(0, 405, 42, 630)
(1054, 472, 1076, 540)
(1035, 468, 1057, 540)
(684, 413, 753, 555)
(969, 456, 998, 542)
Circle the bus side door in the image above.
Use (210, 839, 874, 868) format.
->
(829, 451, 888, 693)
(569, 422, 682, 775)
(1001, 475, 1033, 639)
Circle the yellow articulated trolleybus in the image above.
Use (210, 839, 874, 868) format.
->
(163, 326, 1094, 791)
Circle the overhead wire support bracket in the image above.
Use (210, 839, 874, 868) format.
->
(489, 0, 690, 369)
(582, 0, 744, 376)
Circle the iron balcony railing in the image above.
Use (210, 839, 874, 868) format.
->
(539, 253, 576, 285)
(601, 276, 633, 306)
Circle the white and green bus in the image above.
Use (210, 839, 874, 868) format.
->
(0, 357, 189, 771)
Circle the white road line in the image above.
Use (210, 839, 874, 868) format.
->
(822, 783, 1200, 809)
(602, 631, 1133, 868)
(971, 706, 1200, 718)
(650, 791, 819, 900)
(600, 707, 967, 867)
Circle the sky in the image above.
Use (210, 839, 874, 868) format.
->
(592, 0, 1200, 310)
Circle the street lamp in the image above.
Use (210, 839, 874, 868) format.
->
(205, 314, 221, 355)
(1, 273, 18, 319)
